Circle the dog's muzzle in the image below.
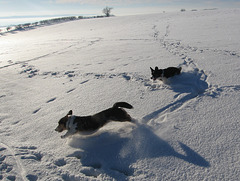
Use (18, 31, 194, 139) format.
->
(55, 126, 63, 132)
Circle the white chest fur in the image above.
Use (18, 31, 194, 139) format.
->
(61, 116, 78, 138)
(66, 116, 77, 130)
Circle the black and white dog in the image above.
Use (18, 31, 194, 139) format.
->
(150, 66, 182, 81)
(55, 102, 133, 138)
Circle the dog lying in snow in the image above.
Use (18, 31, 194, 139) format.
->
(55, 102, 133, 138)
(150, 66, 182, 81)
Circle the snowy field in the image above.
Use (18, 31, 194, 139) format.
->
(0, 8, 240, 180)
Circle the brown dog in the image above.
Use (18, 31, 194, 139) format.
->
(55, 102, 133, 138)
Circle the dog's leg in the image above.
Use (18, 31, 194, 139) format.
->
(125, 114, 132, 122)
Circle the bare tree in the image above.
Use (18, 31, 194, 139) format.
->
(103, 6, 113, 17)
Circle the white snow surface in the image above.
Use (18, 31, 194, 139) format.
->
(0, 9, 240, 181)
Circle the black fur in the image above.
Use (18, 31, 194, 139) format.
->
(55, 102, 133, 137)
(74, 102, 133, 131)
(150, 66, 181, 80)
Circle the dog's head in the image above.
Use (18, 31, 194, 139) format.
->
(55, 110, 72, 132)
(150, 66, 163, 80)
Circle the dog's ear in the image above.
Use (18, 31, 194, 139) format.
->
(67, 110, 72, 116)
(150, 67, 154, 72)
(155, 66, 159, 70)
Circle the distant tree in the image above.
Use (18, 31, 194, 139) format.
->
(23, 23, 31, 28)
(32, 22, 39, 26)
(15, 25, 23, 30)
(103, 6, 113, 17)
(6, 27, 11, 31)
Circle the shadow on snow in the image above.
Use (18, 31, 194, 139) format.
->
(67, 123, 210, 180)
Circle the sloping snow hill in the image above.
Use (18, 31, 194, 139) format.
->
(0, 9, 240, 180)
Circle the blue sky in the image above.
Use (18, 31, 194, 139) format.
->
(0, 0, 240, 17)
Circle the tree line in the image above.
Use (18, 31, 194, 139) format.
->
(1, 7, 114, 34)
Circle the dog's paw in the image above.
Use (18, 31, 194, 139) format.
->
(61, 135, 66, 139)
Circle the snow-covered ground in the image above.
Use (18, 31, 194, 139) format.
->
(0, 8, 240, 181)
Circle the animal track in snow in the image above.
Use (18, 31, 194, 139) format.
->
(20, 63, 39, 78)
(16, 146, 42, 161)
(64, 80, 89, 93)
(32, 108, 41, 114)
(46, 97, 57, 103)
(42, 71, 59, 77)
(208, 48, 240, 58)
(26, 174, 38, 181)
(0, 95, 6, 98)
(54, 158, 66, 167)
(0, 143, 28, 181)
(66, 88, 76, 94)
(80, 80, 89, 84)
(8, 60, 13, 64)
(152, 25, 160, 39)
(64, 70, 75, 77)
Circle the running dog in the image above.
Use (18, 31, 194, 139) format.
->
(55, 102, 133, 138)
(150, 66, 182, 81)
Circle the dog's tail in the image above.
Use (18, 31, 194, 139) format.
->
(113, 102, 133, 109)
